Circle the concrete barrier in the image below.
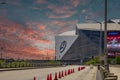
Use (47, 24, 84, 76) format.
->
(104, 76, 118, 80)
(99, 66, 118, 80)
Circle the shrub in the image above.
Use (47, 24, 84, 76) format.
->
(85, 56, 99, 65)
(115, 56, 120, 64)
(46, 61, 61, 65)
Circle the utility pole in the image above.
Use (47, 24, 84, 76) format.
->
(104, 0, 109, 71)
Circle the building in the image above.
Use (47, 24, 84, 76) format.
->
(55, 19, 120, 62)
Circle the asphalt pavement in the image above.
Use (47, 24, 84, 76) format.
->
(0, 65, 119, 80)
(0, 65, 97, 80)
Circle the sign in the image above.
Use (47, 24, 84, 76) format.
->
(107, 31, 120, 57)
(60, 41, 67, 53)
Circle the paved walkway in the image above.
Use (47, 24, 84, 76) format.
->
(59, 66, 97, 80)
(109, 66, 120, 80)
(96, 66, 120, 80)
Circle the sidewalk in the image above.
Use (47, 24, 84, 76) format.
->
(84, 67, 97, 80)
(109, 66, 120, 80)
(59, 66, 97, 80)
(96, 66, 120, 80)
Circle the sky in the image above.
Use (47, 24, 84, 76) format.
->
(0, 0, 120, 60)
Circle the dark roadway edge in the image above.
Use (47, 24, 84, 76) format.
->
(0, 66, 62, 72)
(2, 65, 118, 72)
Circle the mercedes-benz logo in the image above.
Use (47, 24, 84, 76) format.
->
(60, 41, 67, 53)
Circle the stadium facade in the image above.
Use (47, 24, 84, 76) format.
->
(55, 19, 120, 62)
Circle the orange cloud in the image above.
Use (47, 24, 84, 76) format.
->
(38, 25, 46, 30)
(0, 17, 54, 60)
(69, 0, 80, 7)
(51, 20, 78, 28)
(47, 4, 76, 18)
(37, 0, 88, 19)
(35, 23, 46, 30)
(36, 0, 46, 4)
(0, 38, 54, 60)
(26, 22, 46, 30)
(36, 39, 52, 45)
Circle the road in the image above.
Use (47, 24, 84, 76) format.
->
(0, 65, 97, 80)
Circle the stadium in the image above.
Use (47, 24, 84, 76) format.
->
(55, 19, 120, 63)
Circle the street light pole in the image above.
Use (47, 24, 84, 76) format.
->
(99, 23, 102, 56)
(104, 0, 109, 71)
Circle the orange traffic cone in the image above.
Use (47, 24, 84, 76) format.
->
(62, 71, 64, 77)
(78, 67, 81, 71)
(73, 68, 75, 73)
(71, 69, 73, 73)
(65, 70, 67, 76)
(50, 73, 52, 80)
(83, 66, 85, 69)
(81, 66, 84, 70)
(68, 69, 70, 75)
(47, 74, 50, 80)
(68, 69, 69, 75)
(58, 71, 61, 79)
(54, 72, 58, 80)
(69, 69, 71, 74)
(34, 76, 36, 80)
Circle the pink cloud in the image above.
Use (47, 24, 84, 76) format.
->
(47, 4, 76, 18)
(47, 13, 75, 18)
(26, 22, 46, 30)
(45, 20, 78, 34)
(79, 0, 88, 5)
(36, 39, 52, 45)
(0, 35, 54, 60)
(70, 0, 80, 7)
(48, 5, 70, 14)
(0, 17, 54, 60)
(0, 18, 60, 44)
(51, 20, 78, 27)
(62, 0, 88, 7)
(81, 9, 88, 14)
(36, 0, 46, 4)
(39, 0, 88, 19)
(84, 11, 103, 21)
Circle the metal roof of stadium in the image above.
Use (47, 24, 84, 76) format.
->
(58, 30, 76, 36)
(76, 23, 120, 31)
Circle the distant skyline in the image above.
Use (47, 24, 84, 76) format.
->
(0, 0, 120, 60)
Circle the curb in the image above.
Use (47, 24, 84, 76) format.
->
(0, 66, 63, 72)
(0, 67, 40, 72)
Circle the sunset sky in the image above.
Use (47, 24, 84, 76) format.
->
(0, 0, 120, 60)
